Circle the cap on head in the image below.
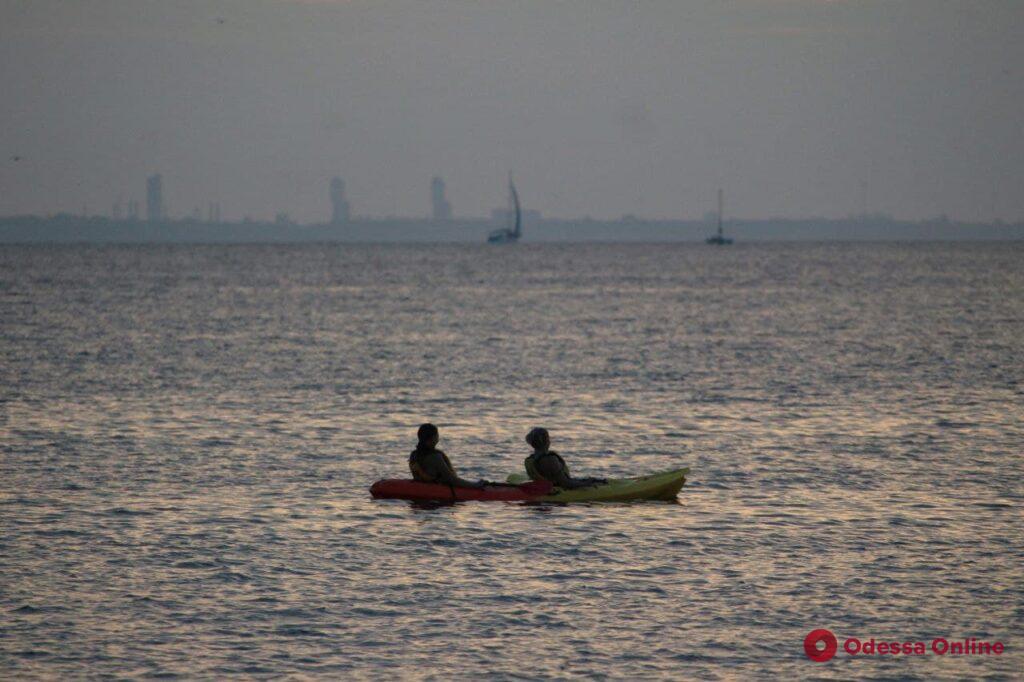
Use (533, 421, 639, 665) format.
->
(417, 423, 439, 444)
(525, 427, 550, 450)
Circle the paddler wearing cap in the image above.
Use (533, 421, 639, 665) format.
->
(523, 427, 606, 489)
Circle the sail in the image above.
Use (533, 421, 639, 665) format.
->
(510, 178, 522, 238)
(487, 173, 522, 243)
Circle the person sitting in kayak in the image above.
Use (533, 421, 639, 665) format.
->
(409, 423, 486, 489)
(524, 427, 605, 489)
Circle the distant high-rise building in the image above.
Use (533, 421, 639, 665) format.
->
(146, 174, 164, 222)
(431, 176, 452, 221)
(330, 177, 350, 224)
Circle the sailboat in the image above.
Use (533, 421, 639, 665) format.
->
(487, 175, 522, 244)
(706, 188, 733, 245)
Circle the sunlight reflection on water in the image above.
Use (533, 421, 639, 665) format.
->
(2, 243, 1022, 678)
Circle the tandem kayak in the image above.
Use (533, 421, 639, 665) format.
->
(370, 467, 688, 503)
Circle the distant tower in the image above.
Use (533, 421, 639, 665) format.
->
(431, 176, 452, 221)
(146, 174, 164, 222)
(330, 177, 350, 224)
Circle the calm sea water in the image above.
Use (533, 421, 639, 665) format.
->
(2, 243, 1022, 679)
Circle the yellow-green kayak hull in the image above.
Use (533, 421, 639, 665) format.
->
(505, 467, 689, 502)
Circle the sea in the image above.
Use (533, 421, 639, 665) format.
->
(1, 242, 1022, 679)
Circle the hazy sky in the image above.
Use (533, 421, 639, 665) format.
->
(1, 0, 1022, 222)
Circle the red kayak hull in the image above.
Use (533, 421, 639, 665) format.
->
(369, 479, 552, 502)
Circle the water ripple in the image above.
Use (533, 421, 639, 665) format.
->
(2, 243, 1022, 679)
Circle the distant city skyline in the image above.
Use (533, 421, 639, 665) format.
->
(53, 172, 526, 224)
(5, 169, 1016, 226)
(1, 1, 1022, 223)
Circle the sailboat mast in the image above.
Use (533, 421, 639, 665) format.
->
(717, 188, 724, 238)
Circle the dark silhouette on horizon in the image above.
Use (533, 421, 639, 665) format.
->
(146, 174, 164, 223)
(330, 177, 350, 225)
(706, 189, 733, 245)
(431, 176, 452, 221)
(487, 175, 522, 244)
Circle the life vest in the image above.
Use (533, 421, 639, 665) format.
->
(524, 451, 567, 482)
(409, 447, 433, 482)
(409, 447, 455, 483)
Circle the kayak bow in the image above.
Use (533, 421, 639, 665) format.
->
(505, 467, 689, 502)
